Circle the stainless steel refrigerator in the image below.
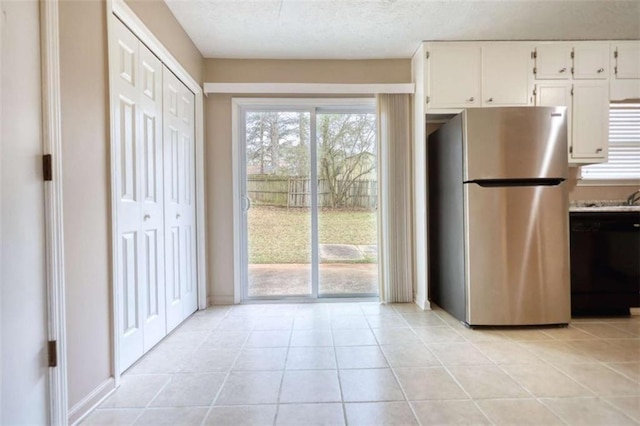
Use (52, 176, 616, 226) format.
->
(428, 107, 570, 326)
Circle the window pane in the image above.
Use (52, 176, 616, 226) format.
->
(245, 111, 312, 297)
(316, 112, 379, 296)
(582, 103, 640, 180)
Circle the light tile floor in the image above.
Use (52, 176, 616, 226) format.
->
(83, 303, 640, 425)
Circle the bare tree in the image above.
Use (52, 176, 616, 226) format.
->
(318, 113, 376, 208)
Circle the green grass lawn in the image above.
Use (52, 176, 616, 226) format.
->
(248, 206, 377, 264)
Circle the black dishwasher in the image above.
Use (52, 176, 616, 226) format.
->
(570, 211, 640, 316)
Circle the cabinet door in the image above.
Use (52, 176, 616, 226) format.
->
(535, 82, 572, 157)
(614, 42, 640, 79)
(482, 44, 532, 106)
(535, 45, 572, 79)
(426, 44, 481, 108)
(574, 43, 609, 79)
(572, 81, 609, 162)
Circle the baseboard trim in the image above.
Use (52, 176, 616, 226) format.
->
(211, 295, 235, 305)
(69, 377, 116, 425)
(415, 297, 431, 311)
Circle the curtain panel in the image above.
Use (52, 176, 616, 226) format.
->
(376, 94, 414, 303)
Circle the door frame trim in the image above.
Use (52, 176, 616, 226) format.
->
(106, 0, 207, 383)
(231, 98, 377, 302)
(40, 1, 68, 423)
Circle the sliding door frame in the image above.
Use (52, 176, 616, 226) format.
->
(232, 98, 378, 303)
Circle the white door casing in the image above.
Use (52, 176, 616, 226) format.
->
(111, 18, 167, 370)
(163, 67, 197, 332)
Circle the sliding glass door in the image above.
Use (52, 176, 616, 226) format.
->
(316, 110, 378, 297)
(238, 101, 378, 300)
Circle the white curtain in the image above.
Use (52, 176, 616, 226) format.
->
(376, 94, 414, 303)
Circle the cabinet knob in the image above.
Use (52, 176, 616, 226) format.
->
(176, 213, 181, 219)
(143, 214, 151, 221)
(597, 68, 604, 73)
(487, 97, 494, 103)
(466, 97, 474, 102)
(559, 67, 567, 73)
(595, 148, 603, 153)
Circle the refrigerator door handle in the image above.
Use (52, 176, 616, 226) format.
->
(465, 178, 565, 188)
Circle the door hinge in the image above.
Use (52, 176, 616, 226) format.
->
(426, 96, 430, 104)
(615, 66, 618, 75)
(571, 87, 574, 96)
(569, 146, 573, 154)
(48, 340, 57, 367)
(426, 51, 430, 59)
(533, 67, 537, 75)
(571, 51, 574, 59)
(614, 49, 618, 59)
(43, 154, 52, 182)
(571, 67, 574, 75)
(533, 88, 537, 96)
(531, 50, 537, 59)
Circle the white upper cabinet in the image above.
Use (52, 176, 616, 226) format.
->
(571, 81, 609, 161)
(613, 42, 640, 79)
(482, 44, 532, 106)
(426, 44, 481, 109)
(535, 81, 608, 164)
(534, 45, 572, 79)
(573, 44, 609, 79)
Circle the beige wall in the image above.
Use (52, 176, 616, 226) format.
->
(1, 1, 49, 423)
(59, 0, 204, 418)
(59, 0, 112, 412)
(204, 58, 411, 302)
(207, 59, 410, 84)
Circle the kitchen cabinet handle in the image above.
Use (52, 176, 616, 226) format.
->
(143, 214, 151, 221)
(596, 148, 603, 153)
(597, 68, 604, 73)
(466, 97, 474, 102)
(487, 97, 494, 103)
(176, 213, 181, 219)
(559, 67, 567, 73)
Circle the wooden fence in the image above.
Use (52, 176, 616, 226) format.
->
(247, 175, 377, 209)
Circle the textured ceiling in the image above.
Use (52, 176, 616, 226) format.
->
(165, 0, 640, 59)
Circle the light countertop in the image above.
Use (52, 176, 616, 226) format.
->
(570, 200, 640, 213)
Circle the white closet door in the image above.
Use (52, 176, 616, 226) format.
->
(112, 18, 167, 370)
(111, 19, 144, 370)
(163, 67, 197, 332)
(138, 43, 166, 352)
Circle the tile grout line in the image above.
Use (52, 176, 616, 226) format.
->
(409, 324, 496, 426)
(383, 305, 427, 426)
(273, 306, 297, 426)
(114, 309, 230, 425)
(199, 306, 253, 426)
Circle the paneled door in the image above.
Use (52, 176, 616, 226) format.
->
(163, 67, 198, 332)
(112, 18, 166, 370)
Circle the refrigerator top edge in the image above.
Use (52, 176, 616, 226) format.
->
(452, 107, 569, 182)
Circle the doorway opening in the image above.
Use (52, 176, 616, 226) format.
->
(236, 100, 379, 300)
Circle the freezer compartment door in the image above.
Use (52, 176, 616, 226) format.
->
(464, 107, 568, 181)
(464, 182, 570, 325)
